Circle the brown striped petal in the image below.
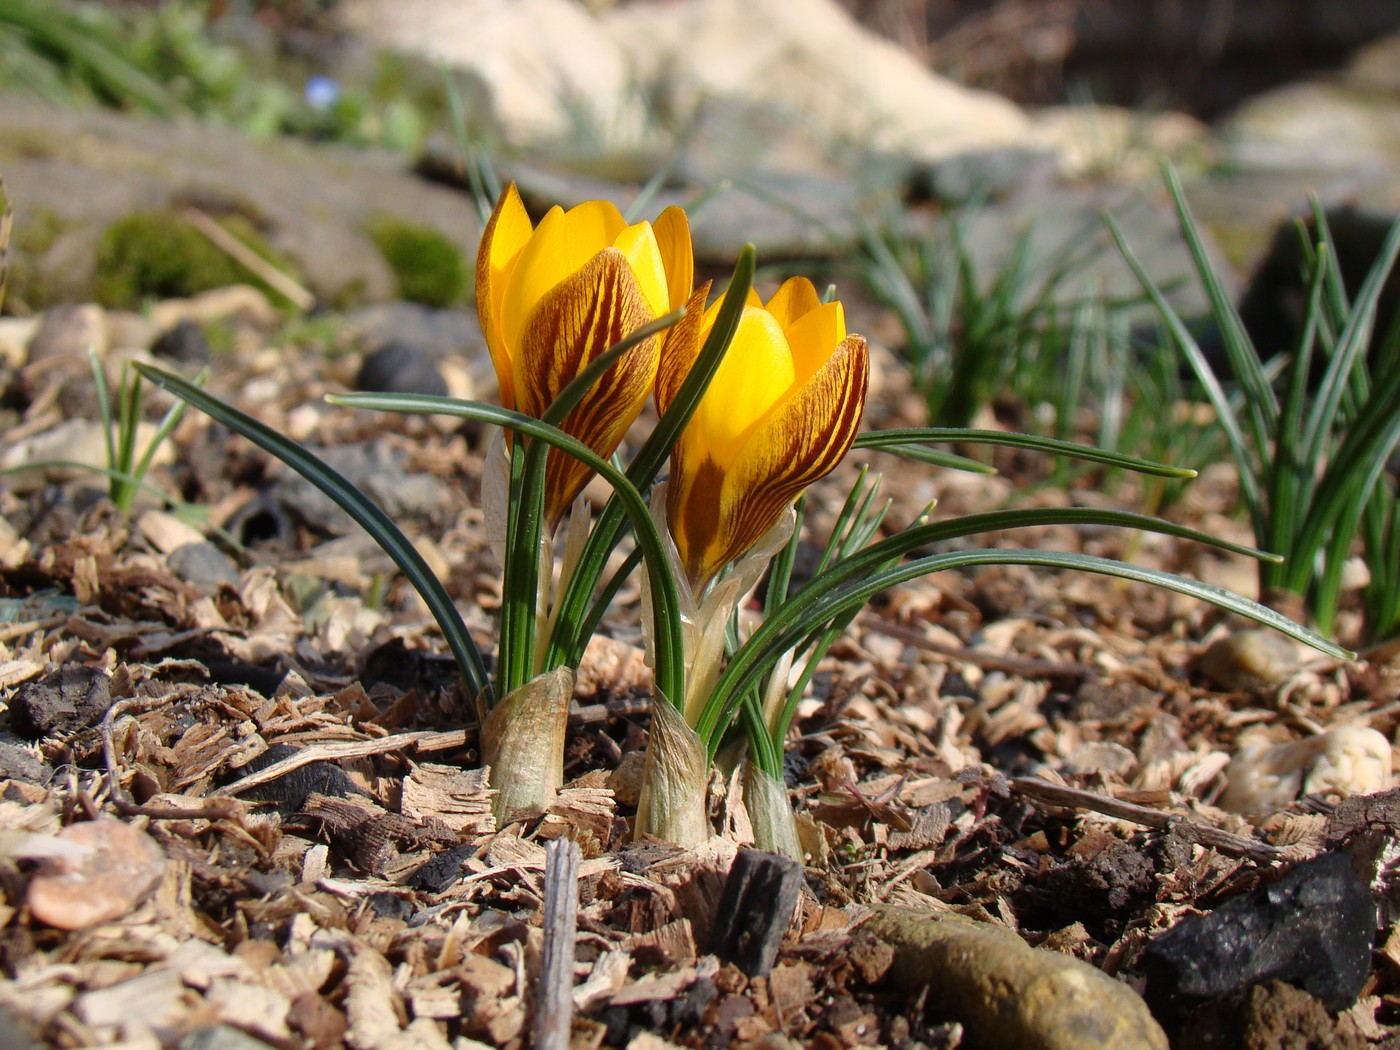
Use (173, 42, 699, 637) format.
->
(655, 282, 712, 417)
(670, 335, 869, 589)
(516, 247, 661, 523)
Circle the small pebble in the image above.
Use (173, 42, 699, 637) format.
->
(1199, 628, 1301, 693)
(167, 541, 242, 594)
(150, 318, 212, 364)
(24, 303, 107, 364)
(354, 341, 448, 397)
(27, 819, 166, 930)
(9, 665, 112, 740)
(1221, 724, 1393, 816)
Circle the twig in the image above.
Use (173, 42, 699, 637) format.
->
(1011, 776, 1284, 862)
(535, 837, 581, 1050)
(213, 729, 471, 796)
(180, 207, 315, 311)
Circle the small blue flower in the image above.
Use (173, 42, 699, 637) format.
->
(304, 76, 340, 111)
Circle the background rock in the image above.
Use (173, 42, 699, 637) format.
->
(0, 94, 480, 310)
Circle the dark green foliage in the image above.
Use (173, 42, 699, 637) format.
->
(365, 216, 468, 308)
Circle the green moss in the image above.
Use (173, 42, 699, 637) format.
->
(365, 215, 467, 308)
(3, 206, 69, 310)
(94, 209, 298, 310)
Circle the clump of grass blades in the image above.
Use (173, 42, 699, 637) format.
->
(856, 202, 1110, 428)
(1109, 165, 1400, 641)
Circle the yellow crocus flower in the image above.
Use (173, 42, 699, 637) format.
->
(476, 183, 693, 523)
(657, 276, 869, 591)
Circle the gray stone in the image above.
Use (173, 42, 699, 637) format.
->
(342, 301, 483, 361)
(268, 441, 446, 535)
(167, 542, 242, 595)
(179, 1025, 277, 1050)
(23, 303, 107, 365)
(943, 183, 1227, 324)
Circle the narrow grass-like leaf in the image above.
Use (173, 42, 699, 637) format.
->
(694, 504, 1308, 751)
(1105, 210, 1264, 520)
(1266, 242, 1330, 577)
(702, 545, 1350, 753)
(1162, 164, 1277, 450)
(136, 363, 493, 700)
(328, 393, 687, 706)
(855, 429, 1197, 478)
(1300, 215, 1400, 466)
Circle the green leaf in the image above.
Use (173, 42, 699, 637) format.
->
(704, 546, 1350, 754)
(329, 392, 688, 707)
(855, 428, 1197, 478)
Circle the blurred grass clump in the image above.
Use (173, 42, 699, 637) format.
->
(95, 209, 298, 309)
(365, 215, 469, 308)
(0, 0, 474, 155)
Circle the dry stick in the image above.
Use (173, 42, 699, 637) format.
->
(213, 728, 470, 796)
(180, 207, 315, 311)
(1011, 776, 1284, 862)
(535, 837, 582, 1050)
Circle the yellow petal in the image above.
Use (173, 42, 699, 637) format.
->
(515, 248, 660, 522)
(502, 199, 626, 357)
(671, 335, 869, 590)
(475, 183, 534, 409)
(612, 220, 669, 320)
(688, 306, 795, 469)
(764, 276, 821, 331)
(653, 206, 694, 311)
(783, 300, 847, 385)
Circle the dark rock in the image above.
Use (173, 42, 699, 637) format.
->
(243, 870, 294, 896)
(366, 892, 414, 921)
(354, 341, 447, 397)
(150, 319, 212, 364)
(360, 637, 466, 698)
(709, 848, 803, 977)
(8, 665, 112, 740)
(1142, 851, 1375, 1019)
(411, 843, 476, 893)
(233, 743, 357, 814)
(167, 541, 241, 594)
(1235, 206, 1400, 372)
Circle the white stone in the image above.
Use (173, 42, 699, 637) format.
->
(606, 0, 1029, 165)
(1220, 725, 1394, 816)
(335, 0, 649, 149)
